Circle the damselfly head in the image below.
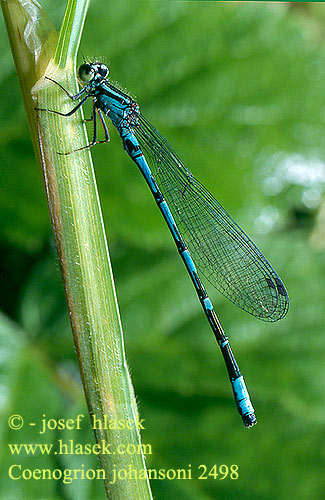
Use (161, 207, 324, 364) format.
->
(94, 63, 109, 78)
(78, 62, 109, 83)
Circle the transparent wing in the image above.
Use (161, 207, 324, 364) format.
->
(133, 114, 289, 322)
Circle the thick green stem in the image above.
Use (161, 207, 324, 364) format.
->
(1, 0, 153, 498)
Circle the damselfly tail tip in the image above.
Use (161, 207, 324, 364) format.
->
(242, 413, 257, 428)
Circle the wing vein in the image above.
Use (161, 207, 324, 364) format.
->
(132, 114, 289, 322)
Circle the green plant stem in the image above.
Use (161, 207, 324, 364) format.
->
(1, 1, 153, 498)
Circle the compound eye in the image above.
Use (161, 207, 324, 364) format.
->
(78, 63, 94, 83)
(98, 64, 109, 78)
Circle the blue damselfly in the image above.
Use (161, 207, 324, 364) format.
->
(37, 62, 289, 427)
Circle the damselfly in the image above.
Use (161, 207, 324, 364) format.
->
(38, 62, 289, 427)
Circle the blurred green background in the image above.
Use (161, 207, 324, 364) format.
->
(0, 1, 324, 499)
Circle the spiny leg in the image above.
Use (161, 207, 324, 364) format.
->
(59, 105, 110, 155)
(96, 108, 110, 143)
(44, 76, 89, 100)
(35, 77, 110, 154)
(36, 94, 90, 117)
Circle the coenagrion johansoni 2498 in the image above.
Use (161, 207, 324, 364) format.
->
(37, 61, 289, 428)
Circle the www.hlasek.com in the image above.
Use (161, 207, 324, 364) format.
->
(8, 439, 151, 457)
